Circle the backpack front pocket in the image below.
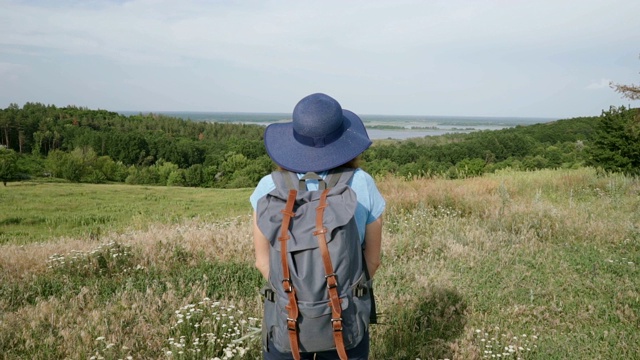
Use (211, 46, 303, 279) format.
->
(271, 296, 365, 353)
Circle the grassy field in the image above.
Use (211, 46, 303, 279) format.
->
(0, 168, 638, 359)
(0, 182, 252, 244)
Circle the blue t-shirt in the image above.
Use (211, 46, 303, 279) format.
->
(250, 168, 385, 244)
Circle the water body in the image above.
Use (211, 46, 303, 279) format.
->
(119, 111, 558, 140)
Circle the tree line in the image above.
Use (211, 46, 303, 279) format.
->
(0, 103, 272, 187)
(1, 102, 638, 187)
(363, 114, 601, 179)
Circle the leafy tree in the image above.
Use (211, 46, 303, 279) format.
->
(522, 155, 549, 171)
(229, 158, 273, 187)
(543, 145, 563, 168)
(133, 166, 160, 185)
(184, 164, 204, 187)
(397, 162, 424, 179)
(452, 158, 486, 178)
(0, 148, 18, 185)
(598, 54, 640, 175)
(84, 169, 107, 183)
(155, 160, 179, 185)
(58, 148, 91, 182)
(45, 150, 71, 179)
(362, 158, 398, 177)
(219, 152, 250, 178)
(15, 154, 44, 178)
(167, 169, 186, 186)
(588, 106, 640, 175)
(95, 156, 128, 182)
(202, 165, 221, 188)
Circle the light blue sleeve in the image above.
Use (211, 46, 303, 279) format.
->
(249, 174, 276, 211)
(352, 169, 386, 224)
(350, 169, 386, 242)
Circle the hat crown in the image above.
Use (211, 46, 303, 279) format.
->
(292, 93, 343, 138)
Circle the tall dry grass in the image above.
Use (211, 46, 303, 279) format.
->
(371, 168, 639, 359)
(0, 215, 255, 282)
(0, 216, 262, 359)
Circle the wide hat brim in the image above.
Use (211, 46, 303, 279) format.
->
(264, 109, 372, 173)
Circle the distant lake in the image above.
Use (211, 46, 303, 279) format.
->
(118, 111, 558, 140)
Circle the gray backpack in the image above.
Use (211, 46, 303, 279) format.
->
(257, 168, 373, 359)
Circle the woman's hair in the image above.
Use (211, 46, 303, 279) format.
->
(340, 156, 360, 169)
(275, 156, 360, 172)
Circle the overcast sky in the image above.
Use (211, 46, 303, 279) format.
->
(1, 0, 639, 118)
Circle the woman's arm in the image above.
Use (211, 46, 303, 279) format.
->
(253, 211, 270, 280)
(364, 217, 383, 278)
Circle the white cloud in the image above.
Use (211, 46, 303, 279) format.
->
(586, 78, 613, 90)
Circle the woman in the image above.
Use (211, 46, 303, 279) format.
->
(250, 93, 385, 360)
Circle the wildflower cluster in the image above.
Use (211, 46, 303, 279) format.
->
(472, 327, 539, 359)
(164, 298, 260, 359)
(46, 241, 139, 277)
(432, 205, 464, 218)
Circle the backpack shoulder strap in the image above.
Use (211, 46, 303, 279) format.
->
(271, 170, 298, 191)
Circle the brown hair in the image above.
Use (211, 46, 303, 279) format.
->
(275, 156, 360, 172)
(340, 156, 360, 169)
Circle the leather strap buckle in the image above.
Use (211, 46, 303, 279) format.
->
(331, 317, 343, 332)
(287, 318, 298, 331)
(325, 273, 338, 289)
(282, 278, 293, 293)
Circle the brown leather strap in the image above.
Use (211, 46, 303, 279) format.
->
(279, 189, 301, 360)
(313, 189, 348, 360)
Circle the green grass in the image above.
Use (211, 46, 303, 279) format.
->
(0, 182, 252, 244)
(0, 168, 638, 359)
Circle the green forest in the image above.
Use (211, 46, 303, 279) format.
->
(0, 102, 638, 188)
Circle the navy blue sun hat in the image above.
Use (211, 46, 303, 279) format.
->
(264, 93, 372, 173)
